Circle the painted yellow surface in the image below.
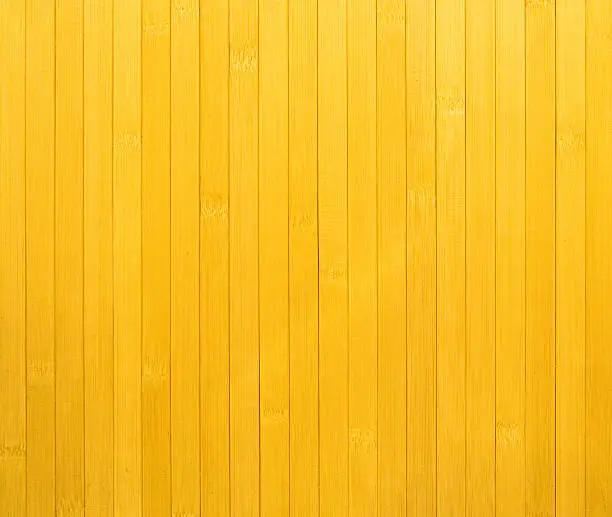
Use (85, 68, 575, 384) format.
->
(0, 0, 610, 515)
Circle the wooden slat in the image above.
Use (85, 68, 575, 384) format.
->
(586, 0, 612, 513)
(406, 0, 436, 513)
(377, 1, 407, 513)
(84, 0, 114, 512)
(288, 0, 319, 515)
(259, 0, 290, 513)
(436, 0, 466, 511)
(525, 1, 555, 516)
(200, 0, 230, 514)
(0, 0, 26, 512)
(113, 0, 142, 512)
(347, 0, 377, 514)
(55, 0, 85, 513)
(466, 0, 495, 512)
(318, 0, 349, 514)
(229, 0, 259, 514)
(556, 0, 586, 514)
(495, 0, 526, 512)
(170, 1, 201, 515)
(142, 0, 171, 514)
(25, 0, 56, 512)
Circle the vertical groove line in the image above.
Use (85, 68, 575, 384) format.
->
(257, 0, 261, 513)
(493, 0, 497, 509)
(227, 0, 231, 511)
(24, 0, 29, 509)
(168, 0, 173, 512)
(198, 0, 202, 511)
(433, 0, 439, 510)
(316, 0, 321, 511)
(82, 0, 86, 508)
(287, 0, 291, 509)
(139, 0, 144, 511)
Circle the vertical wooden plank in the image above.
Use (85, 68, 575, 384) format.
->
(496, 0, 526, 511)
(25, 0, 56, 511)
(171, 1, 201, 515)
(142, 0, 171, 514)
(0, 0, 26, 512)
(288, 0, 319, 514)
(318, 1, 349, 515)
(436, 0, 466, 510)
(84, 0, 114, 512)
(200, 0, 230, 513)
(259, 0, 289, 513)
(466, 0, 495, 512)
(377, 1, 407, 513)
(405, 0, 436, 513)
(113, 0, 142, 512)
(347, 0, 377, 514)
(556, 0, 586, 514)
(55, 0, 85, 513)
(525, 1, 555, 516)
(229, 0, 259, 514)
(586, 0, 612, 513)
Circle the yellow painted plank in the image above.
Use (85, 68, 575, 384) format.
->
(496, 0, 526, 512)
(83, 0, 114, 512)
(288, 1, 320, 514)
(347, 0, 377, 514)
(229, 0, 259, 514)
(525, 1, 555, 516)
(259, 0, 289, 513)
(466, 0, 495, 512)
(288, 0, 319, 513)
(586, 0, 612, 513)
(170, 2, 201, 515)
(0, 0, 26, 512)
(436, 0, 466, 510)
(318, 1, 349, 514)
(406, 0, 436, 513)
(55, 0, 85, 513)
(556, 0, 586, 514)
(377, 1, 407, 513)
(142, 0, 171, 514)
(113, 0, 142, 512)
(200, 0, 230, 514)
(25, 0, 56, 512)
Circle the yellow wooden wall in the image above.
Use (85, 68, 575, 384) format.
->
(0, 0, 611, 515)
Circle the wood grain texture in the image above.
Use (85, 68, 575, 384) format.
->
(25, 0, 56, 513)
(318, 1, 349, 514)
(55, 0, 85, 514)
(229, 0, 259, 514)
(406, 0, 436, 514)
(586, 0, 612, 513)
(200, 0, 230, 514)
(496, 0, 526, 513)
(113, 0, 142, 513)
(348, 0, 377, 514)
(84, 0, 114, 513)
(557, 0, 586, 514)
(525, 1, 555, 516)
(289, 0, 319, 514)
(259, 0, 290, 513)
(377, 1, 407, 513)
(142, 0, 171, 514)
(436, 0, 466, 512)
(171, 1, 201, 515)
(0, 0, 26, 513)
(466, 0, 495, 513)
(2, 3, 612, 515)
